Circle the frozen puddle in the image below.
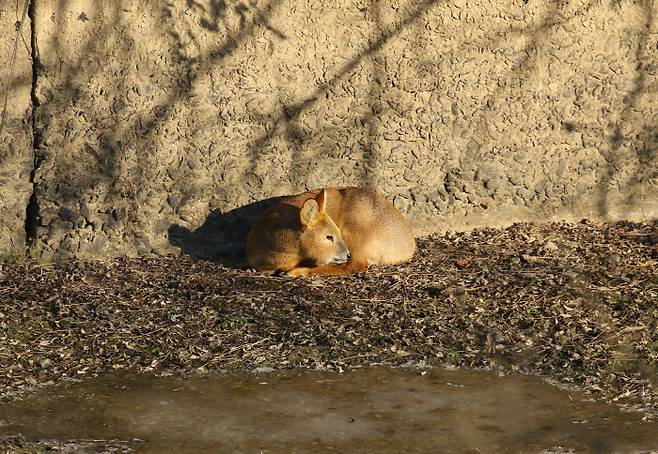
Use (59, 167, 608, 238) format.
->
(1, 367, 657, 453)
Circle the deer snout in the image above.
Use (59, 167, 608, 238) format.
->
(331, 244, 351, 264)
(339, 247, 351, 263)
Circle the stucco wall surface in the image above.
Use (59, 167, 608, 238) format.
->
(0, 2, 33, 259)
(4, 0, 658, 260)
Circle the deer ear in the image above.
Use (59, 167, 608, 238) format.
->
(315, 189, 327, 213)
(300, 199, 320, 226)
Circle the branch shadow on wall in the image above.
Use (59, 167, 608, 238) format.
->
(550, 0, 658, 219)
(167, 0, 440, 263)
(447, 0, 657, 220)
(594, 0, 657, 219)
(23, 0, 657, 262)
(28, 0, 464, 262)
(243, 0, 440, 189)
(29, 1, 127, 251)
(30, 0, 286, 256)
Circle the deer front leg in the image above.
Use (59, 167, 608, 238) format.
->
(284, 260, 367, 277)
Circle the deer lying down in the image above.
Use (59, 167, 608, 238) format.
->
(246, 187, 415, 276)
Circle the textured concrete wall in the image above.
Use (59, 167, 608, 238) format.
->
(0, 2, 33, 259)
(5, 0, 658, 260)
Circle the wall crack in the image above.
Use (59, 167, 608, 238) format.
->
(25, 0, 42, 254)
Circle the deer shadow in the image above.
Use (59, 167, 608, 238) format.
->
(167, 195, 284, 268)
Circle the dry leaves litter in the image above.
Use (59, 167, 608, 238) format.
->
(1, 221, 657, 418)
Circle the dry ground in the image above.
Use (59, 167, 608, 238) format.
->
(1, 221, 657, 428)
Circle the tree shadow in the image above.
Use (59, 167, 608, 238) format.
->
(594, 0, 657, 219)
(167, 195, 284, 268)
(14, 0, 657, 261)
(549, 0, 657, 219)
(29, 0, 286, 256)
(244, 0, 441, 188)
(460, 0, 597, 166)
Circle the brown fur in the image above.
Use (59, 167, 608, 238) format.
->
(246, 187, 416, 276)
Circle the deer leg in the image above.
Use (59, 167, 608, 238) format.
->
(285, 259, 367, 277)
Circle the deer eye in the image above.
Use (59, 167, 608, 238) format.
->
(326, 234, 334, 242)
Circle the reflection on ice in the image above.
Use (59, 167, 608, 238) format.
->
(2, 367, 657, 453)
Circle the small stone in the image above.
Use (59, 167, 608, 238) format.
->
(409, 187, 425, 202)
(484, 178, 502, 191)
(517, 188, 533, 201)
(112, 207, 127, 221)
(428, 188, 447, 201)
(40, 358, 53, 369)
(58, 206, 80, 223)
(79, 204, 91, 219)
(534, 179, 548, 194)
(432, 198, 448, 211)
(543, 241, 559, 252)
(521, 254, 542, 264)
(393, 195, 411, 212)
(466, 139, 481, 154)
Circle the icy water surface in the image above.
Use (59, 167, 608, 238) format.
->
(1, 367, 657, 453)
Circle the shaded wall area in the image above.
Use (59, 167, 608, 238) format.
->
(2, 0, 657, 260)
(0, 2, 33, 259)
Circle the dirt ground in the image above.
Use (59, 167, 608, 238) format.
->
(1, 220, 657, 439)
